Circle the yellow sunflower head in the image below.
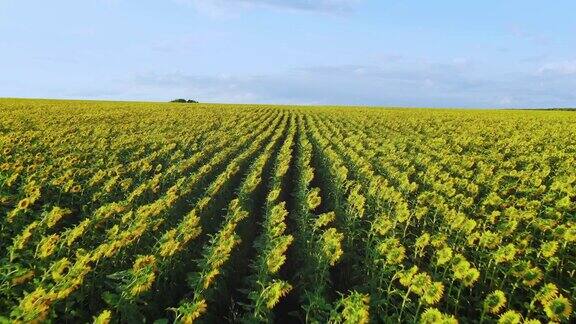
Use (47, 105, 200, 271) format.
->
(544, 295, 572, 321)
(484, 290, 507, 314)
(422, 282, 444, 305)
(540, 241, 559, 258)
(497, 310, 522, 324)
(535, 283, 558, 306)
(522, 267, 543, 287)
(420, 308, 443, 324)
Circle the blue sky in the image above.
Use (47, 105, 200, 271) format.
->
(1, 0, 576, 108)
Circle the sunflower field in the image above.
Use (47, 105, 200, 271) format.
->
(0, 99, 575, 323)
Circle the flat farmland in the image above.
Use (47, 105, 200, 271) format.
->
(0, 99, 574, 323)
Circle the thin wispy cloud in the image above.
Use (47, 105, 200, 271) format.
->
(174, 0, 360, 14)
(538, 60, 576, 76)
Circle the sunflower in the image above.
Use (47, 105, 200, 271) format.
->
(461, 268, 480, 287)
(314, 211, 335, 230)
(397, 266, 419, 287)
(543, 295, 572, 321)
(261, 280, 292, 309)
(466, 232, 481, 246)
(522, 267, 543, 287)
(535, 283, 558, 306)
(411, 273, 432, 295)
(133, 255, 157, 272)
(510, 260, 529, 278)
(431, 234, 447, 248)
(267, 188, 281, 203)
(306, 187, 322, 210)
(539, 241, 559, 258)
(443, 315, 458, 324)
(452, 259, 471, 280)
(321, 228, 344, 266)
(70, 184, 82, 193)
(339, 292, 370, 324)
(11, 270, 35, 286)
(372, 214, 394, 236)
(420, 308, 443, 323)
(493, 244, 517, 264)
(422, 282, 444, 305)
(484, 290, 507, 314)
(177, 299, 208, 324)
(564, 225, 576, 242)
(479, 230, 501, 249)
(436, 247, 453, 266)
(385, 246, 406, 265)
(37, 234, 60, 259)
(93, 310, 112, 324)
(18, 198, 31, 210)
(46, 206, 72, 228)
(51, 258, 71, 282)
(415, 232, 431, 250)
(498, 310, 522, 324)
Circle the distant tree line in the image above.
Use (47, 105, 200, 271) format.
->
(170, 99, 199, 103)
(548, 108, 576, 111)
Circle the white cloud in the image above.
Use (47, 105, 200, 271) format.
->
(174, 0, 360, 15)
(538, 60, 576, 76)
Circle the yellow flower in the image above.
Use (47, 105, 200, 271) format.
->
(314, 211, 336, 229)
(37, 234, 60, 259)
(266, 235, 293, 273)
(178, 299, 208, 324)
(415, 232, 431, 250)
(133, 255, 157, 272)
(307, 187, 322, 210)
(18, 197, 31, 210)
(493, 244, 517, 264)
(261, 280, 292, 309)
(385, 246, 406, 265)
(420, 308, 457, 324)
(535, 283, 558, 305)
(397, 266, 419, 287)
(498, 310, 522, 324)
(544, 295, 572, 321)
(51, 258, 71, 282)
(461, 268, 480, 287)
(484, 290, 507, 314)
(321, 228, 344, 266)
(479, 230, 501, 249)
(411, 273, 432, 295)
(45, 206, 72, 228)
(420, 308, 443, 323)
(11, 270, 35, 286)
(563, 225, 576, 242)
(422, 282, 444, 305)
(338, 292, 370, 324)
(93, 309, 112, 324)
(436, 247, 453, 266)
(522, 267, 543, 287)
(452, 259, 471, 280)
(371, 214, 394, 236)
(540, 241, 559, 258)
